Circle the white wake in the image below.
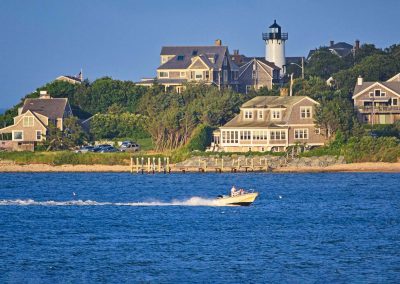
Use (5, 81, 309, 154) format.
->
(0, 197, 222, 207)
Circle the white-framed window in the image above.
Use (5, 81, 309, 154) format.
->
(13, 130, 23, 141)
(370, 89, 386, 97)
(258, 110, 263, 119)
(244, 111, 253, 119)
(240, 131, 251, 140)
(270, 130, 286, 140)
(300, 106, 312, 119)
(252, 130, 268, 141)
(36, 130, 42, 141)
(222, 131, 238, 144)
(314, 128, 321, 135)
(180, 72, 186, 78)
(159, 72, 169, 78)
(271, 110, 281, 120)
(195, 71, 203, 80)
(223, 70, 228, 82)
(392, 98, 398, 106)
(23, 116, 34, 127)
(294, 129, 309, 139)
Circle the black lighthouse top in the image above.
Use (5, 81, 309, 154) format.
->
(262, 20, 288, 40)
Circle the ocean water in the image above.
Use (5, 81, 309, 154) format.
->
(0, 173, 399, 283)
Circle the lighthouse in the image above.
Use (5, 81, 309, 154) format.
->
(262, 20, 288, 75)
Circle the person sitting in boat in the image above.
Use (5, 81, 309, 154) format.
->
(239, 189, 245, 195)
(231, 186, 238, 197)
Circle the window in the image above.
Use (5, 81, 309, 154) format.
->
(36, 130, 42, 141)
(205, 71, 210, 80)
(270, 131, 286, 140)
(246, 85, 252, 94)
(252, 70, 256, 79)
(192, 50, 198, 56)
(177, 55, 184, 61)
(294, 129, 309, 139)
(240, 131, 251, 140)
(180, 72, 186, 78)
(223, 70, 228, 82)
(208, 57, 215, 63)
(13, 131, 23, 141)
(244, 111, 253, 119)
(258, 110, 263, 119)
(271, 110, 281, 120)
(392, 98, 398, 106)
(370, 89, 386, 97)
(314, 128, 321, 135)
(23, 116, 34, 127)
(159, 72, 169, 78)
(253, 131, 268, 141)
(300, 106, 312, 119)
(222, 131, 238, 144)
(195, 71, 203, 80)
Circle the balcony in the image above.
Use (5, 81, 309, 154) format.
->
(262, 33, 288, 41)
(357, 106, 400, 113)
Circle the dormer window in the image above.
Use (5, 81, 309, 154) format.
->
(244, 110, 253, 119)
(192, 50, 198, 56)
(271, 110, 281, 120)
(177, 55, 184, 61)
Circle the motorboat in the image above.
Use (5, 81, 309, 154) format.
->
(216, 190, 259, 206)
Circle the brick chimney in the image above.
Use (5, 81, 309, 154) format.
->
(330, 40, 334, 47)
(280, 88, 289, 97)
(215, 39, 222, 46)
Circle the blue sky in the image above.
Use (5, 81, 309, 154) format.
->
(0, 0, 399, 108)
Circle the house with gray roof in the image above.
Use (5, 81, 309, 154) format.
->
(0, 91, 72, 151)
(307, 40, 359, 60)
(137, 40, 239, 92)
(211, 95, 326, 152)
(353, 75, 400, 124)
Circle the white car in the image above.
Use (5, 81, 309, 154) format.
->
(120, 141, 140, 152)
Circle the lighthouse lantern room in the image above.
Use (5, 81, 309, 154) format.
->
(262, 20, 288, 75)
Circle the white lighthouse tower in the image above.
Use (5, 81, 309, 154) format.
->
(262, 20, 288, 75)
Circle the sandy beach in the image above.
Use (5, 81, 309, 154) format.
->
(1, 161, 400, 173)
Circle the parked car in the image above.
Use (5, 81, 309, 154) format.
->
(75, 145, 94, 153)
(120, 141, 140, 152)
(99, 146, 119, 153)
(93, 144, 112, 152)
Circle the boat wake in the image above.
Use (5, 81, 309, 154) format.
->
(0, 197, 223, 207)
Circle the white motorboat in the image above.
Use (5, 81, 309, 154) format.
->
(216, 190, 259, 206)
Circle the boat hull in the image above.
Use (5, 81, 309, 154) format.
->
(216, 192, 259, 206)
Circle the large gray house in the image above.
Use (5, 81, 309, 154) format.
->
(137, 40, 240, 92)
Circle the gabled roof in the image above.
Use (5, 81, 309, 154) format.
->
(239, 58, 280, 79)
(387, 73, 400, 82)
(353, 81, 400, 99)
(222, 96, 318, 128)
(159, 46, 228, 70)
(21, 98, 69, 120)
(331, 42, 353, 49)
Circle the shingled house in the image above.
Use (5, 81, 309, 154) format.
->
(137, 40, 239, 92)
(353, 75, 400, 124)
(0, 91, 72, 151)
(211, 96, 326, 152)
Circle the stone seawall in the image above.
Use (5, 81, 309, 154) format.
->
(174, 155, 346, 172)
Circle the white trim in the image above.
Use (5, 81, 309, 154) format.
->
(300, 106, 312, 119)
(36, 130, 42, 141)
(12, 130, 24, 141)
(352, 82, 400, 99)
(294, 128, 309, 139)
(292, 96, 320, 106)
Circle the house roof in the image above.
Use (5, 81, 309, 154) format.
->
(331, 42, 353, 49)
(240, 57, 280, 70)
(159, 46, 229, 70)
(21, 98, 69, 120)
(387, 73, 400, 82)
(353, 81, 400, 98)
(222, 96, 316, 128)
(329, 42, 354, 57)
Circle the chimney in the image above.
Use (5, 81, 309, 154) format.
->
(233, 49, 239, 55)
(355, 40, 360, 50)
(39, 90, 51, 99)
(215, 39, 222, 46)
(357, 76, 363, 86)
(330, 40, 334, 47)
(280, 88, 289, 97)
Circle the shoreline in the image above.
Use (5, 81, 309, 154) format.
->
(1, 162, 400, 173)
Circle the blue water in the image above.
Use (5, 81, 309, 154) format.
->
(0, 173, 399, 283)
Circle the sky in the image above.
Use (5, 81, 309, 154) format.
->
(0, 0, 399, 109)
